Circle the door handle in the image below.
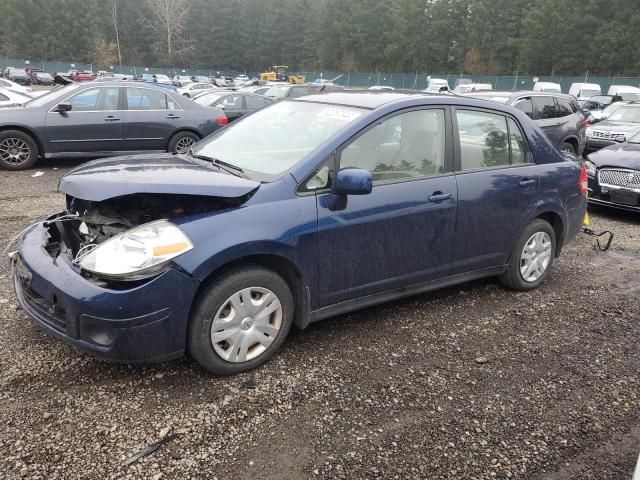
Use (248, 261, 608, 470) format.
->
(104, 116, 120, 121)
(428, 192, 452, 203)
(166, 114, 180, 119)
(519, 178, 536, 187)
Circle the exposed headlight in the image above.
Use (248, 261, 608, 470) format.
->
(615, 134, 626, 143)
(584, 160, 597, 177)
(76, 220, 193, 280)
(585, 127, 593, 137)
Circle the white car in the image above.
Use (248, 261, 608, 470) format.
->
(368, 85, 394, 91)
(453, 83, 493, 94)
(568, 82, 601, 100)
(177, 82, 215, 98)
(233, 74, 250, 84)
(533, 81, 562, 93)
(607, 85, 640, 101)
(0, 78, 32, 95)
(154, 74, 172, 85)
(0, 87, 32, 107)
(424, 78, 450, 92)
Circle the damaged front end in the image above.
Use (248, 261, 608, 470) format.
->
(44, 192, 251, 286)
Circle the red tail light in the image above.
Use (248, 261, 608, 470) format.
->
(579, 162, 588, 195)
(215, 116, 229, 125)
(580, 117, 589, 128)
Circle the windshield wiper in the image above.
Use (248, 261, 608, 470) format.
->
(188, 149, 245, 177)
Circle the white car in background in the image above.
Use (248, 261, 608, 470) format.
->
(424, 78, 450, 92)
(453, 83, 493, 94)
(568, 82, 602, 100)
(607, 85, 640, 101)
(0, 87, 33, 107)
(368, 85, 395, 91)
(177, 82, 215, 98)
(533, 81, 562, 93)
(154, 74, 172, 85)
(0, 78, 32, 95)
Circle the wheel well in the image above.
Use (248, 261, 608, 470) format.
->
(167, 129, 202, 150)
(193, 254, 309, 329)
(0, 126, 44, 157)
(536, 212, 564, 255)
(563, 137, 579, 151)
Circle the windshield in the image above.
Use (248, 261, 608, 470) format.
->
(580, 89, 600, 98)
(602, 102, 625, 115)
(193, 92, 224, 106)
(265, 85, 291, 98)
(23, 84, 77, 107)
(619, 92, 640, 101)
(608, 105, 640, 123)
(628, 131, 640, 144)
(192, 101, 364, 177)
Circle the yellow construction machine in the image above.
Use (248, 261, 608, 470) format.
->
(259, 65, 305, 84)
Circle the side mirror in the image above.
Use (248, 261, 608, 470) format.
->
(332, 168, 373, 196)
(53, 102, 72, 113)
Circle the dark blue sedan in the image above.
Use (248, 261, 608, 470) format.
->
(0, 81, 227, 170)
(11, 92, 588, 375)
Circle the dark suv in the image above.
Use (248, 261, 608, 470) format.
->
(467, 91, 587, 155)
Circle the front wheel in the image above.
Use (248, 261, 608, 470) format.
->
(500, 219, 556, 291)
(560, 142, 576, 154)
(0, 130, 39, 170)
(188, 267, 294, 375)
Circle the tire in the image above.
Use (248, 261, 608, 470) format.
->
(182, 93, 190, 97)
(188, 266, 294, 375)
(0, 130, 39, 170)
(499, 219, 556, 291)
(560, 142, 576, 154)
(167, 131, 199, 154)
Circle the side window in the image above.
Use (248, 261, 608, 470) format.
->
(290, 87, 309, 98)
(304, 164, 331, 191)
(166, 95, 179, 110)
(340, 109, 446, 182)
(216, 94, 243, 109)
(246, 95, 268, 109)
(513, 98, 533, 119)
(508, 118, 528, 165)
(0, 93, 8, 101)
(533, 96, 557, 120)
(68, 88, 119, 111)
(457, 110, 509, 169)
(556, 97, 574, 117)
(127, 87, 168, 110)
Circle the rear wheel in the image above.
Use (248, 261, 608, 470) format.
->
(188, 267, 294, 375)
(500, 219, 556, 291)
(168, 131, 199, 154)
(0, 130, 39, 170)
(560, 142, 576, 154)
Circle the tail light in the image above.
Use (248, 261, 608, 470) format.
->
(579, 162, 588, 195)
(215, 116, 229, 125)
(580, 117, 589, 128)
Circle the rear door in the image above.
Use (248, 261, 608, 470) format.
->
(452, 108, 538, 272)
(531, 95, 565, 148)
(123, 86, 183, 150)
(44, 86, 123, 153)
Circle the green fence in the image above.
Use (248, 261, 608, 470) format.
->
(2, 56, 639, 93)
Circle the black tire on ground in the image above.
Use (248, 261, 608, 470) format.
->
(167, 131, 200, 154)
(499, 219, 556, 291)
(560, 142, 576, 154)
(188, 266, 294, 375)
(0, 130, 39, 170)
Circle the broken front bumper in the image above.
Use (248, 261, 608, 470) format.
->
(12, 222, 200, 363)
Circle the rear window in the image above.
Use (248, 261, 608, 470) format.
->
(556, 97, 577, 117)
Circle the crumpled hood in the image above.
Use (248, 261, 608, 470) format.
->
(588, 142, 640, 170)
(59, 153, 260, 202)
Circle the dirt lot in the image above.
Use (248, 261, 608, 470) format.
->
(0, 160, 639, 480)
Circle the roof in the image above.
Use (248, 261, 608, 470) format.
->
(295, 91, 429, 109)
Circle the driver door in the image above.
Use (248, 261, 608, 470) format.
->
(315, 108, 458, 306)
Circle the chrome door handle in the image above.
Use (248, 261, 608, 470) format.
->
(428, 192, 452, 203)
(104, 116, 120, 121)
(519, 178, 536, 187)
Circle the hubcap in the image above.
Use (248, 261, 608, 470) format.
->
(520, 232, 552, 282)
(175, 137, 195, 153)
(210, 287, 283, 363)
(0, 137, 31, 165)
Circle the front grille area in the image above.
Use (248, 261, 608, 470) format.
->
(589, 130, 622, 140)
(598, 168, 640, 189)
(17, 279, 67, 332)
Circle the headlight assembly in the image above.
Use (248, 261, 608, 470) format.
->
(76, 220, 193, 280)
(584, 160, 597, 177)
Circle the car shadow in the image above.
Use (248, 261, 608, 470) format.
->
(588, 204, 640, 225)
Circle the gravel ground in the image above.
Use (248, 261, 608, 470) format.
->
(0, 160, 639, 480)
